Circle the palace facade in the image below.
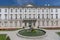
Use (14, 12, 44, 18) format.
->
(0, 4, 60, 28)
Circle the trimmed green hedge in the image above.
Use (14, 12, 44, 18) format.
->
(56, 32, 60, 36)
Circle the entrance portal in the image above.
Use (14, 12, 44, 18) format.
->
(23, 19, 37, 28)
(29, 22, 32, 27)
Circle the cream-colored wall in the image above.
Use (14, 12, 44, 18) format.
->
(0, 7, 59, 28)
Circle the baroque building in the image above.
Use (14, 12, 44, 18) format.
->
(0, 4, 59, 28)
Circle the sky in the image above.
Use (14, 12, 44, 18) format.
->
(0, 0, 60, 6)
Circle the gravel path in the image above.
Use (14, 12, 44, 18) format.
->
(0, 30, 60, 40)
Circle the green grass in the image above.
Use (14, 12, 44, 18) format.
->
(18, 29, 46, 36)
(56, 32, 60, 36)
(0, 34, 7, 40)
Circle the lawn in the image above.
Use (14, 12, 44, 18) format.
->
(0, 34, 7, 40)
(0, 34, 10, 40)
(56, 32, 60, 36)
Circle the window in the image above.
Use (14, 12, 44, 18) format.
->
(0, 9, 1, 12)
(5, 9, 7, 12)
(15, 9, 18, 12)
(56, 21, 58, 26)
(25, 9, 27, 12)
(56, 9, 58, 12)
(15, 21, 17, 27)
(47, 21, 49, 26)
(20, 14, 22, 19)
(19, 21, 21, 27)
(33, 8, 35, 12)
(33, 14, 35, 19)
(56, 14, 58, 19)
(0, 21, 1, 27)
(38, 8, 40, 12)
(11, 14, 13, 19)
(42, 14, 44, 19)
(4, 21, 7, 27)
(51, 21, 53, 26)
(51, 14, 53, 19)
(46, 14, 48, 19)
(46, 9, 48, 12)
(38, 14, 40, 19)
(20, 9, 22, 12)
(10, 21, 12, 27)
(29, 14, 31, 19)
(25, 22, 27, 26)
(11, 9, 13, 12)
(42, 9, 44, 12)
(0, 14, 1, 19)
(15, 14, 17, 19)
(25, 14, 27, 19)
(29, 9, 31, 12)
(5, 14, 7, 20)
(42, 21, 44, 26)
(51, 9, 53, 12)
(38, 21, 40, 26)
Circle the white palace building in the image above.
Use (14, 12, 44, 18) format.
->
(0, 4, 60, 29)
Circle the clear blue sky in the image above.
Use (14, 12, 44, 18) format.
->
(0, 0, 60, 6)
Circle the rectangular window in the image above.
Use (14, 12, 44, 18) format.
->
(20, 14, 22, 19)
(5, 14, 7, 20)
(10, 21, 12, 27)
(11, 14, 13, 19)
(42, 14, 44, 19)
(15, 21, 17, 27)
(29, 14, 31, 19)
(4, 21, 7, 27)
(0, 14, 1, 19)
(15, 14, 17, 19)
(42, 21, 44, 26)
(51, 14, 53, 19)
(56, 9, 58, 12)
(25, 14, 27, 19)
(38, 21, 40, 26)
(51, 21, 53, 26)
(0, 21, 1, 27)
(51, 9, 53, 12)
(5, 9, 7, 12)
(20, 9, 22, 12)
(29, 9, 31, 12)
(46, 9, 48, 12)
(38, 14, 40, 19)
(42, 9, 44, 12)
(33, 14, 35, 19)
(46, 14, 48, 19)
(25, 9, 27, 12)
(0, 9, 1, 12)
(47, 21, 49, 26)
(11, 9, 13, 12)
(56, 21, 58, 26)
(19, 21, 21, 27)
(56, 14, 58, 19)
(15, 9, 18, 12)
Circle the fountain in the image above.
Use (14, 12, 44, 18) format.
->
(17, 25, 46, 39)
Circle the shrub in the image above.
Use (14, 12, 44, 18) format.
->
(6, 36, 10, 40)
